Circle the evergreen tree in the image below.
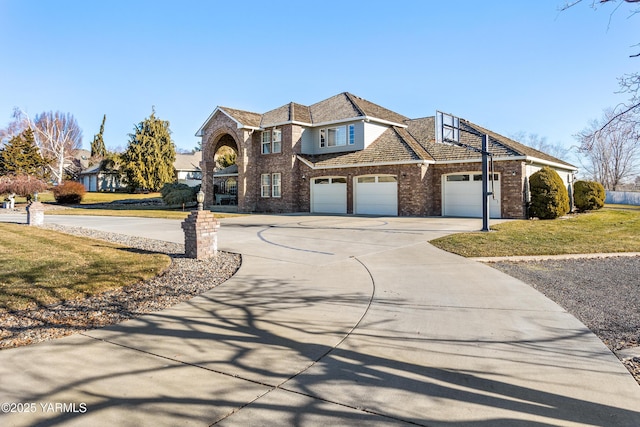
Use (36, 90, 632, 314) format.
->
(90, 114, 107, 159)
(121, 109, 176, 191)
(0, 129, 49, 178)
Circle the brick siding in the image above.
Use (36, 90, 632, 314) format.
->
(201, 114, 527, 218)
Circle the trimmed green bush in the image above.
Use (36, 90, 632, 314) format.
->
(528, 166, 570, 219)
(573, 180, 605, 212)
(52, 181, 86, 204)
(160, 182, 199, 206)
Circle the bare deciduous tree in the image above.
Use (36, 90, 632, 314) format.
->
(561, 1, 640, 117)
(576, 108, 640, 189)
(1, 109, 83, 183)
(510, 132, 571, 161)
(0, 108, 30, 147)
(32, 111, 83, 185)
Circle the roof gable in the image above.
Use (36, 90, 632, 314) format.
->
(195, 106, 261, 136)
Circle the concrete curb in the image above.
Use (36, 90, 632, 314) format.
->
(471, 252, 640, 263)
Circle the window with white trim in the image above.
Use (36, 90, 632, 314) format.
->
(261, 173, 271, 197)
(348, 124, 355, 145)
(272, 173, 281, 198)
(320, 125, 347, 147)
(272, 129, 282, 153)
(261, 131, 271, 154)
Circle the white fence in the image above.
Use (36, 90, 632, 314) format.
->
(605, 191, 640, 205)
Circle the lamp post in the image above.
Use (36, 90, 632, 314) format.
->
(196, 190, 204, 211)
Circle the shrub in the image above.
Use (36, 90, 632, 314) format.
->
(528, 166, 570, 219)
(52, 181, 86, 204)
(160, 182, 199, 206)
(573, 180, 605, 211)
(0, 174, 48, 198)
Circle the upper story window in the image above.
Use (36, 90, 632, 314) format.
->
(272, 129, 282, 153)
(319, 124, 356, 148)
(261, 131, 271, 154)
(320, 126, 347, 147)
(262, 128, 282, 154)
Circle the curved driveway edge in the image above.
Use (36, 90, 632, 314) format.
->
(0, 214, 638, 426)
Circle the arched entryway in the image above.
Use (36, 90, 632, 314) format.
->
(209, 133, 239, 210)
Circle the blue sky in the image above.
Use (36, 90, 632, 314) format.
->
(0, 1, 637, 161)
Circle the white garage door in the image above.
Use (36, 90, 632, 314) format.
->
(311, 177, 347, 214)
(443, 173, 501, 218)
(355, 175, 398, 216)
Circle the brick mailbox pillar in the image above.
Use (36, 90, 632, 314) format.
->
(181, 191, 220, 259)
(26, 201, 45, 226)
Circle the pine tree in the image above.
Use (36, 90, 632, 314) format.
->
(90, 114, 107, 159)
(121, 109, 176, 191)
(0, 129, 49, 178)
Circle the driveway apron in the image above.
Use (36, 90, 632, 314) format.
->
(0, 214, 638, 426)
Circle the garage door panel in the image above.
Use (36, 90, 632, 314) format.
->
(443, 174, 501, 218)
(312, 178, 347, 214)
(355, 177, 397, 216)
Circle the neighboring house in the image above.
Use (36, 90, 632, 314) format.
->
(175, 152, 202, 187)
(79, 162, 126, 192)
(196, 92, 577, 218)
(64, 149, 91, 180)
(79, 152, 203, 191)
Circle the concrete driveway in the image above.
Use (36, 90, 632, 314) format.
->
(0, 214, 639, 426)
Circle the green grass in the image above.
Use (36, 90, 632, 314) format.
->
(13, 191, 242, 220)
(0, 223, 171, 311)
(13, 191, 161, 204)
(430, 207, 640, 257)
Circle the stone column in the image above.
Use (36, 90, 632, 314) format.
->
(26, 201, 45, 226)
(181, 210, 220, 259)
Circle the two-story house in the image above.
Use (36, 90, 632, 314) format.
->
(196, 92, 576, 218)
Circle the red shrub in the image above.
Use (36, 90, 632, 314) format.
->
(0, 174, 48, 198)
(52, 181, 86, 204)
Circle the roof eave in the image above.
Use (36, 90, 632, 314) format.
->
(297, 155, 432, 170)
(434, 155, 578, 171)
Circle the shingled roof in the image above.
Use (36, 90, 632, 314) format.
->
(200, 93, 575, 170)
(218, 107, 262, 129)
(261, 102, 312, 127)
(203, 93, 409, 131)
(404, 117, 574, 168)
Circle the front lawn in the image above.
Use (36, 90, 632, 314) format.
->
(0, 223, 171, 311)
(430, 207, 640, 257)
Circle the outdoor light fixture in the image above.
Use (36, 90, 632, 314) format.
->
(197, 190, 205, 211)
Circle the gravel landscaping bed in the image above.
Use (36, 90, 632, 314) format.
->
(0, 224, 241, 349)
(490, 256, 640, 385)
